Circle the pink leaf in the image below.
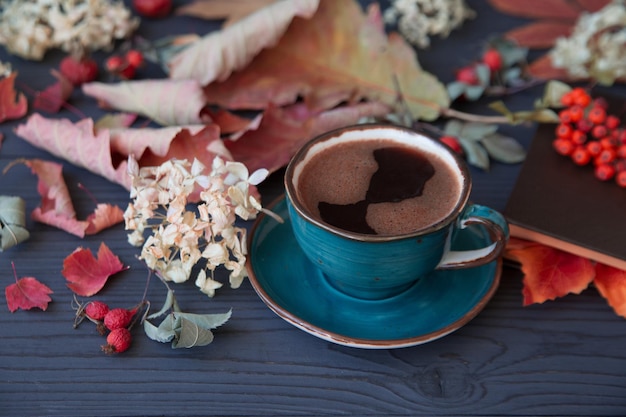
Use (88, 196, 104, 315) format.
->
(84, 204, 125, 235)
(33, 70, 74, 113)
(62, 242, 128, 296)
(0, 72, 28, 122)
(5, 277, 53, 312)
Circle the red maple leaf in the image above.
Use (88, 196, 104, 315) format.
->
(5, 263, 53, 312)
(505, 238, 596, 305)
(0, 72, 28, 122)
(62, 242, 128, 296)
(33, 70, 74, 113)
(594, 263, 626, 318)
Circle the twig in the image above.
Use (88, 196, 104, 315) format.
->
(440, 107, 510, 124)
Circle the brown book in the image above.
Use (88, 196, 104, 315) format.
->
(504, 107, 626, 270)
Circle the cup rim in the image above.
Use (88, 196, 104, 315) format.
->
(284, 123, 472, 242)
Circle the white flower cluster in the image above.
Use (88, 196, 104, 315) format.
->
(0, 61, 12, 77)
(0, 0, 139, 60)
(551, 0, 626, 85)
(124, 157, 273, 297)
(383, 0, 475, 48)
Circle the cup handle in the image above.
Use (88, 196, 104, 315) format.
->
(437, 204, 509, 269)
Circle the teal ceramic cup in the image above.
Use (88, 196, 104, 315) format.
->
(284, 124, 509, 300)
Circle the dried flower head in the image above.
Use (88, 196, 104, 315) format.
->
(124, 157, 279, 297)
(0, 0, 139, 60)
(550, 0, 626, 85)
(384, 0, 475, 49)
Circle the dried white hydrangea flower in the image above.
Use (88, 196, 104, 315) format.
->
(124, 157, 280, 298)
(384, 0, 475, 48)
(0, 0, 139, 60)
(550, 0, 626, 85)
(0, 61, 12, 77)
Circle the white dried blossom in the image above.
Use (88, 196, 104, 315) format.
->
(384, 0, 475, 48)
(550, 0, 626, 85)
(0, 0, 139, 60)
(124, 156, 280, 298)
(0, 61, 11, 77)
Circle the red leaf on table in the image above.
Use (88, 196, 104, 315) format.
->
(33, 70, 73, 113)
(505, 238, 595, 305)
(504, 21, 574, 49)
(594, 263, 626, 318)
(526, 54, 579, 80)
(9, 159, 124, 237)
(226, 100, 391, 174)
(5, 277, 53, 312)
(62, 242, 128, 296)
(0, 72, 28, 122)
(487, 0, 584, 20)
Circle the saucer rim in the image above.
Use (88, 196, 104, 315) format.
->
(246, 196, 502, 349)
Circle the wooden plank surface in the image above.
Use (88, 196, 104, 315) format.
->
(1, 1, 626, 416)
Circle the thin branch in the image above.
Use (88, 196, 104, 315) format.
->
(440, 107, 510, 124)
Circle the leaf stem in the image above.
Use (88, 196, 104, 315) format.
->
(441, 107, 510, 124)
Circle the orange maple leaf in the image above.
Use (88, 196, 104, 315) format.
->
(594, 263, 626, 318)
(505, 238, 595, 305)
(0, 72, 28, 122)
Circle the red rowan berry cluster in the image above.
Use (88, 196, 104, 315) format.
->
(74, 299, 143, 354)
(553, 87, 626, 188)
(105, 49, 144, 80)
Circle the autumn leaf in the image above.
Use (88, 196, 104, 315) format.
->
(0, 195, 30, 251)
(14, 114, 232, 192)
(226, 101, 390, 174)
(62, 242, 128, 297)
(194, 0, 448, 119)
(169, 0, 320, 84)
(487, 0, 611, 80)
(505, 238, 595, 305)
(7, 159, 124, 237)
(176, 0, 277, 26)
(83, 79, 208, 126)
(0, 72, 28, 122)
(594, 263, 626, 318)
(5, 263, 53, 312)
(33, 70, 73, 113)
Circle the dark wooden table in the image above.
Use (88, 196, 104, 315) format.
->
(2, 1, 625, 416)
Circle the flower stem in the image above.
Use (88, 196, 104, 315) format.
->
(440, 107, 510, 124)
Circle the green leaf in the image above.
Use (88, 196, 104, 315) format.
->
(446, 81, 467, 101)
(463, 84, 486, 101)
(481, 133, 527, 164)
(175, 310, 232, 329)
(0, 196, 30, 251)
(144, 315, 176, 343)
(460, 122, 499, 141)
(475, 64, 491, 86)
(172, 318, 215, 348)
(147, 289, 176, 320)
(538, 80, 572, 108)
(443, 119, 464, 137)
(459, 138, 490, 170)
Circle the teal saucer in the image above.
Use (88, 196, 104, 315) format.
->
(247, 197, 502, 349)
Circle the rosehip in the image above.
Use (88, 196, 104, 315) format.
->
(132, 0, 172, 18)
(125, 50, 144, 68)
(103, 308, 135, 331)
(105, 55, 125, 73)
(482, 48, 503, 72)
(455, 65, 479, 85)
(439, 135, 463, 154)
(102, 328, 132, 354)
(59, 56, 98, 85)
(85, 301, 110, 321)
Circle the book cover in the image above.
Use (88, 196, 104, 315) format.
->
(504, 104, 626, 270)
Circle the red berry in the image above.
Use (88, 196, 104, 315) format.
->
(482, 48, 502, 72)
(85, 301, 110, 321)
(571, 130, 587, 145)
(102, 328, 132, 354)
(588, 106, 607, 125)
(553, 138, 575, 156)
(606, 115, 621, 130)
(593, 97, 609, 110)
(596, 149, 617, 165)
(576, 117, 593, 133)
(118, 65, 137, 80)
(571, 147, 591, 166)
(571, 88, 591, 107)
(103, 308, 135, 331)
(439, 135, 463, 154)
(618, 145, 626, 159)
(132, 0, 172, 18)
(586, 141, 603, 157)
(567, 105, 584, 123)
(555, 123, 573, 139)
(617, 171, 626, 188)
(105, 55, 125, 72)
(59, 56, 98, 86)
(592, 124, 608, 139)
(455, 65, 479, 85)
(125, 50, 144, 68)
(595, 164, 616, 181)
(560, 91, 575, 107)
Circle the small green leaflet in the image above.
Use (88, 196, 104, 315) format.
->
(0, 196, 30, 251)
(143, 289, 232, 348)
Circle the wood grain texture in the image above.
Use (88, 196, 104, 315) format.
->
(2, 1, 626, 416)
